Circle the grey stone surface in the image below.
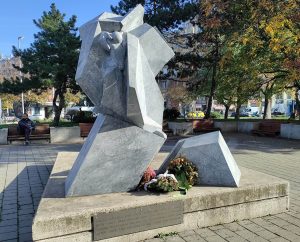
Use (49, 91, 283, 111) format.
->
(75, 4, 174, 131)
(50, 127, 82, 144)
(65, 114, 165, 197)
(0, 127, 8, 144)
(67, 4, 174, 196)
(237, 121, 260, 134)
(214, 121, 238, 133)
(32, 150, 288, 241)
(281, 123, 300, 140)
(159, 131, 241, 187)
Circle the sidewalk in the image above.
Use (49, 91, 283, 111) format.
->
(0, 134, 300, 242)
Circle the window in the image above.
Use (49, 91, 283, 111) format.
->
(34, 107, 40, 115)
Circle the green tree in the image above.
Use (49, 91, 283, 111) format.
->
(111, 0, 198, 31)
(12, 4, 80, 126)
(174, 0, 251, 119)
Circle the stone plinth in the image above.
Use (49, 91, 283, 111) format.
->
(32, 152, 289, 242)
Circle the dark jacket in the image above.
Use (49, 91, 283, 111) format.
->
(18, 118, 35, 130)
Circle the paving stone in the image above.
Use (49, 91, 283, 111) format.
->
(224, 236, 247, 242)
(209, 225, 225, 231)
(195, 228, 217, 237)
(144, 239, 164, 242)
(18, 226, 32, 234)
(0, 225, 17, 233)
(269, 237, 290, 242)
(0, 231, 18, 240)
(178, 230, 196, 237)
(165, 236, 185, 242)
(254, 230, 280, 240)
(182, 234, 206, 242)
(18, 232, 33, 242)
(204, 235, 227, 242)
(214, 228, 236, 238)
(251, 218, 300, 241)
(0, 219, 17, 228)
(223, 222, 246, 232)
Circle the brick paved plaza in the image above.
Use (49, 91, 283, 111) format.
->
(0, 134, 300, 242)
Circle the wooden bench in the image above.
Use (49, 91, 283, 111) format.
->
(79, 123, 94, 138)
(192, 119, 221, 134)
(251, 121, 281, 136)
(7, 124, 51, 144)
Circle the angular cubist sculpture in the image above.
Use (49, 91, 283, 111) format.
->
(159, 131, 241, 187)
(65, 5, 174, 197)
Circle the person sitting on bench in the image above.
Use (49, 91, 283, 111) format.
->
(18, 113, 35, 145)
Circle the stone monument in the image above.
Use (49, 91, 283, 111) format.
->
(159, 131, 241, 187)
(65, 5, 174, 197)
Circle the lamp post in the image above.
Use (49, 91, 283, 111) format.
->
(18, 36, 25, 114)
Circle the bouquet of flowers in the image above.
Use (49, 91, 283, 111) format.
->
(147, 175, 179, 193)
(137, 167, 156, 190)
(138, 156, 198, 194)
(167, 156, 198, 191)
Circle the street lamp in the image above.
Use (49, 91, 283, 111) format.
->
(18, 36, 25, 114)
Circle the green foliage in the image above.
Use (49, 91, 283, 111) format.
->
(210, 112, 223, 119)
(111, 0, 198, 32)
(154, 232, 179, 239)
(168, 156, 198, 190)
(10, 3, 81, 126)
(72, 111, 96, 123)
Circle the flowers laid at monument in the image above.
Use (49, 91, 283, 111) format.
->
(140, 156, 198, 193)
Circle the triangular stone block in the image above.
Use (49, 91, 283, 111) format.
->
(65, 114, 165, 197)
(159, 131, 241, 187)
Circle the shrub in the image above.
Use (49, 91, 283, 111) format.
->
(163, 108, 180, 121)
(210, 111, 223, 119)
(72, 111, 96, 123)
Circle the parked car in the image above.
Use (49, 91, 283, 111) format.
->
(230, 111, 250, 117)
(272, 108, 285, 115)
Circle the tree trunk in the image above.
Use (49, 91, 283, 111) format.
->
(263, 97, 269, 120)
(153, 0, 157, 14)
(263, 97, 272, 119)
(296, 88, 300, 120)
(205, 63, 217, 119)
(235, 104, 241, 120)
(224, 105, 230, 120)
(52, 88, 66, 126)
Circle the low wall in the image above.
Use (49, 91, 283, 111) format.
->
(50, 126, 82, 144)
(280, 123, 300, 140)
(214, 121, 237, 133)
(168, 122, 193, 135)
(168, 121, 260, 134)
(0, 128, 8, 145)
(237, 121, 260, 134)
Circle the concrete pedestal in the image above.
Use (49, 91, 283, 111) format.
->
(32, 152, 289, 242)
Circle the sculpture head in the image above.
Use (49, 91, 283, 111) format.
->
(76, 5, 174, 134)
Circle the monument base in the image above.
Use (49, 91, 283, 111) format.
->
(32, 152, 289, 242)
